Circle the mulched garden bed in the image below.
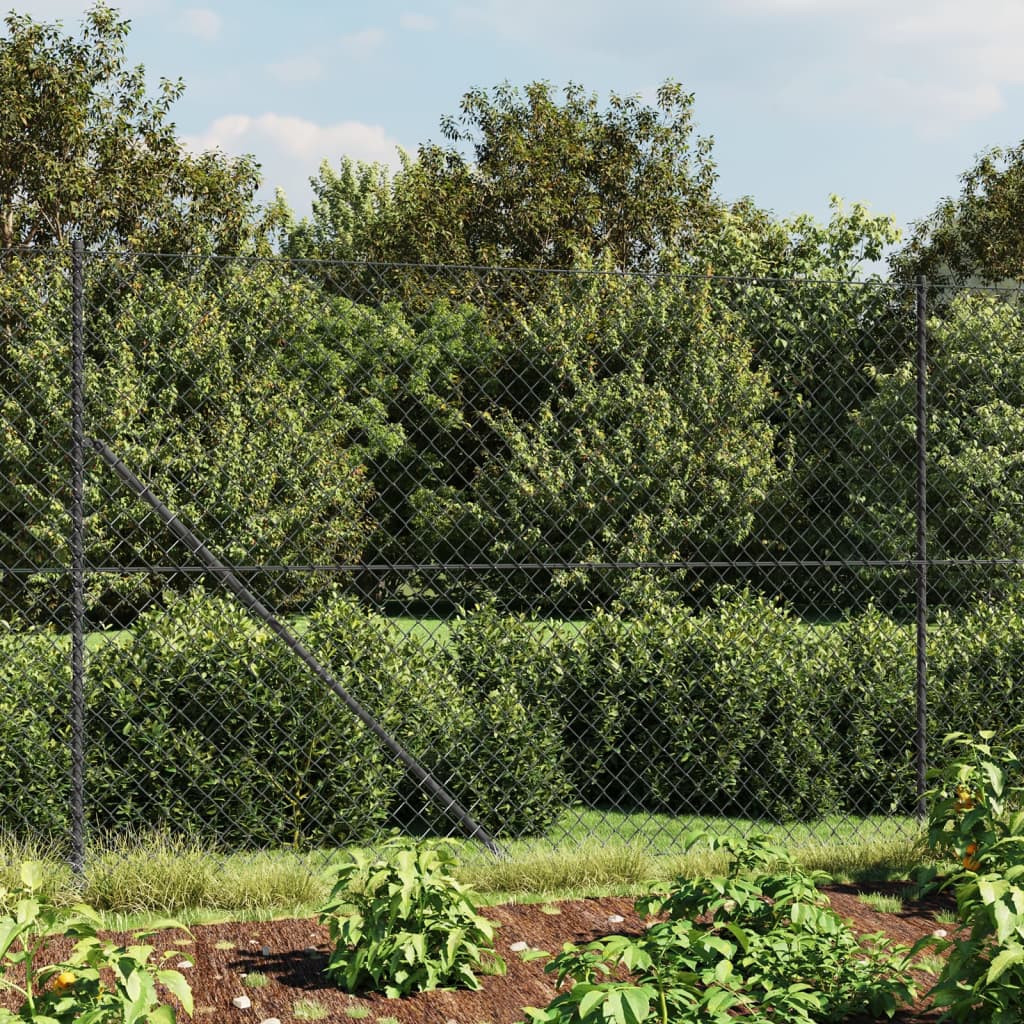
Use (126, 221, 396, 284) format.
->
(0, 880, 961, 1023)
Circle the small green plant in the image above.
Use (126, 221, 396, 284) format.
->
(924, 730, 1024, 1022)
(857, 892, 904, 914)
(0, 861, 193, 1023)
(291, 998, 328, 1020)
(914, 952, 948, 976)
(241, 972, 268, 988)
(933, 908, 959, 926)
(342, 1008, 370, 1020)
(318, 838, 505, 998)
(520, 831, 922, 1024)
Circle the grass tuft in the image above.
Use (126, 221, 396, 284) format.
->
(857, 891, 905, 914)
(462, 842, 651, 899)
(292, 998, 329, 1020)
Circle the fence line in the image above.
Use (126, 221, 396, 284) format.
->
(2, 246, 1023, 866)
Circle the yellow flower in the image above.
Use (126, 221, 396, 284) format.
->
(962, 842, 981, 871)
(953, 784, 976, 812)
(52, 971, 77, 992)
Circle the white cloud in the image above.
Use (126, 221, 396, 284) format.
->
(717, 0, 1024, 137)
(782, 70, 1005, 141)
(338, 27, 386, 58)
(184, 113, 405, 215)
(720, 0, 875, 11)
(267, 56, 326, 83)
(178, 7, 222, 42)
(399, 12, 437, 31)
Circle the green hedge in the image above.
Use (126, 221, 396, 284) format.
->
(930, 585, 1024, 762)
(0, 627, 70, 839)
(559, 590, 841, 820)
(304, 597, 571, 838)
(10, 585, 1024, 847)
(86, 590, 399, 847)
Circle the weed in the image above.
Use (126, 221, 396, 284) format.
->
(915, 952, 948, 976)
(857, 891, 905, 914)
(292, 998, 329, 1020)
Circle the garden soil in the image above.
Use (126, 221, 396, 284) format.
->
(2, 881, 959, 1023)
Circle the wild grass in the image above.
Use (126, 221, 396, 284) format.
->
(292, 998, 329, 1020)
(856, 891, 905, 914)
(914, 951, 948, 976)
(0, 813, 928, 927)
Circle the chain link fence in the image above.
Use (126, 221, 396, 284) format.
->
(3, 245, 1024, 870)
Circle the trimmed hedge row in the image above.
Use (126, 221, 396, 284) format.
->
(4, 586, 1024, 846)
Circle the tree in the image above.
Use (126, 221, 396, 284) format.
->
(277, 158, 399, 264)
(0, 254, 407, 622)
(284, 80, 720, 274)
(406, 269, 781, 609)
(680, 197, 909, 612)
(892, 142, 1024, 286)
(847, 293, 1024, 608)
(0, 3, 259, 251)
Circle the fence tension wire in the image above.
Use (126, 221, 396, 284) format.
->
(86, 435, 504, 858)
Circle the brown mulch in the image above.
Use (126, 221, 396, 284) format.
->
(0, 882, 962, 1023)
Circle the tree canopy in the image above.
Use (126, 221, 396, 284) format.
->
(284, 80, 721, 273)
(0, 3, 259, 251)
(892, 142, 1024, 286)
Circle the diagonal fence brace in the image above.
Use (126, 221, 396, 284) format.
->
(87, 435, 503, 857)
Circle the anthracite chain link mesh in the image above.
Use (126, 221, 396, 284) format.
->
(3, 247, 1024, 868)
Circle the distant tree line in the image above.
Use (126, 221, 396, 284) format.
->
(3, 4, 1024, 624)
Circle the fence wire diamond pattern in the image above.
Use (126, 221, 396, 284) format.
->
(2, 246, 1023, 870)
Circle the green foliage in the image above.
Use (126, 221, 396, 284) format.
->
(930, 585, 1024, 755)
(87, 590, 399, 847)
(559, 588, 839, 819)
(0, 628, 70, 839)
(18, 583, 1024, 847)
(2, 256, 407, 620)
(412, 273, 780, 607)
(521, 832, 919, 1024)
(318, 839, 504, 998)
(849, 293, 1024, 607)
(893, 141, 1024, 285)
(0, 861, 192, 1023)
(924, 732, 1024, 1022)
(0, 3, 258, 252)
(307, 596, 571, 838)
(278, 157, 400, 264)
(704, 202, 907, 612)
(436, 606, 573, 836)
(287, 80, 719, 274)
(812, 608, 918, 815)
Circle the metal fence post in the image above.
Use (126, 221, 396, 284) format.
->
(915, 275, 928, 819)
(70, 238, 87, 874)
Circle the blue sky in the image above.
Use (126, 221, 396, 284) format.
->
(17, 0, 1024, 249)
